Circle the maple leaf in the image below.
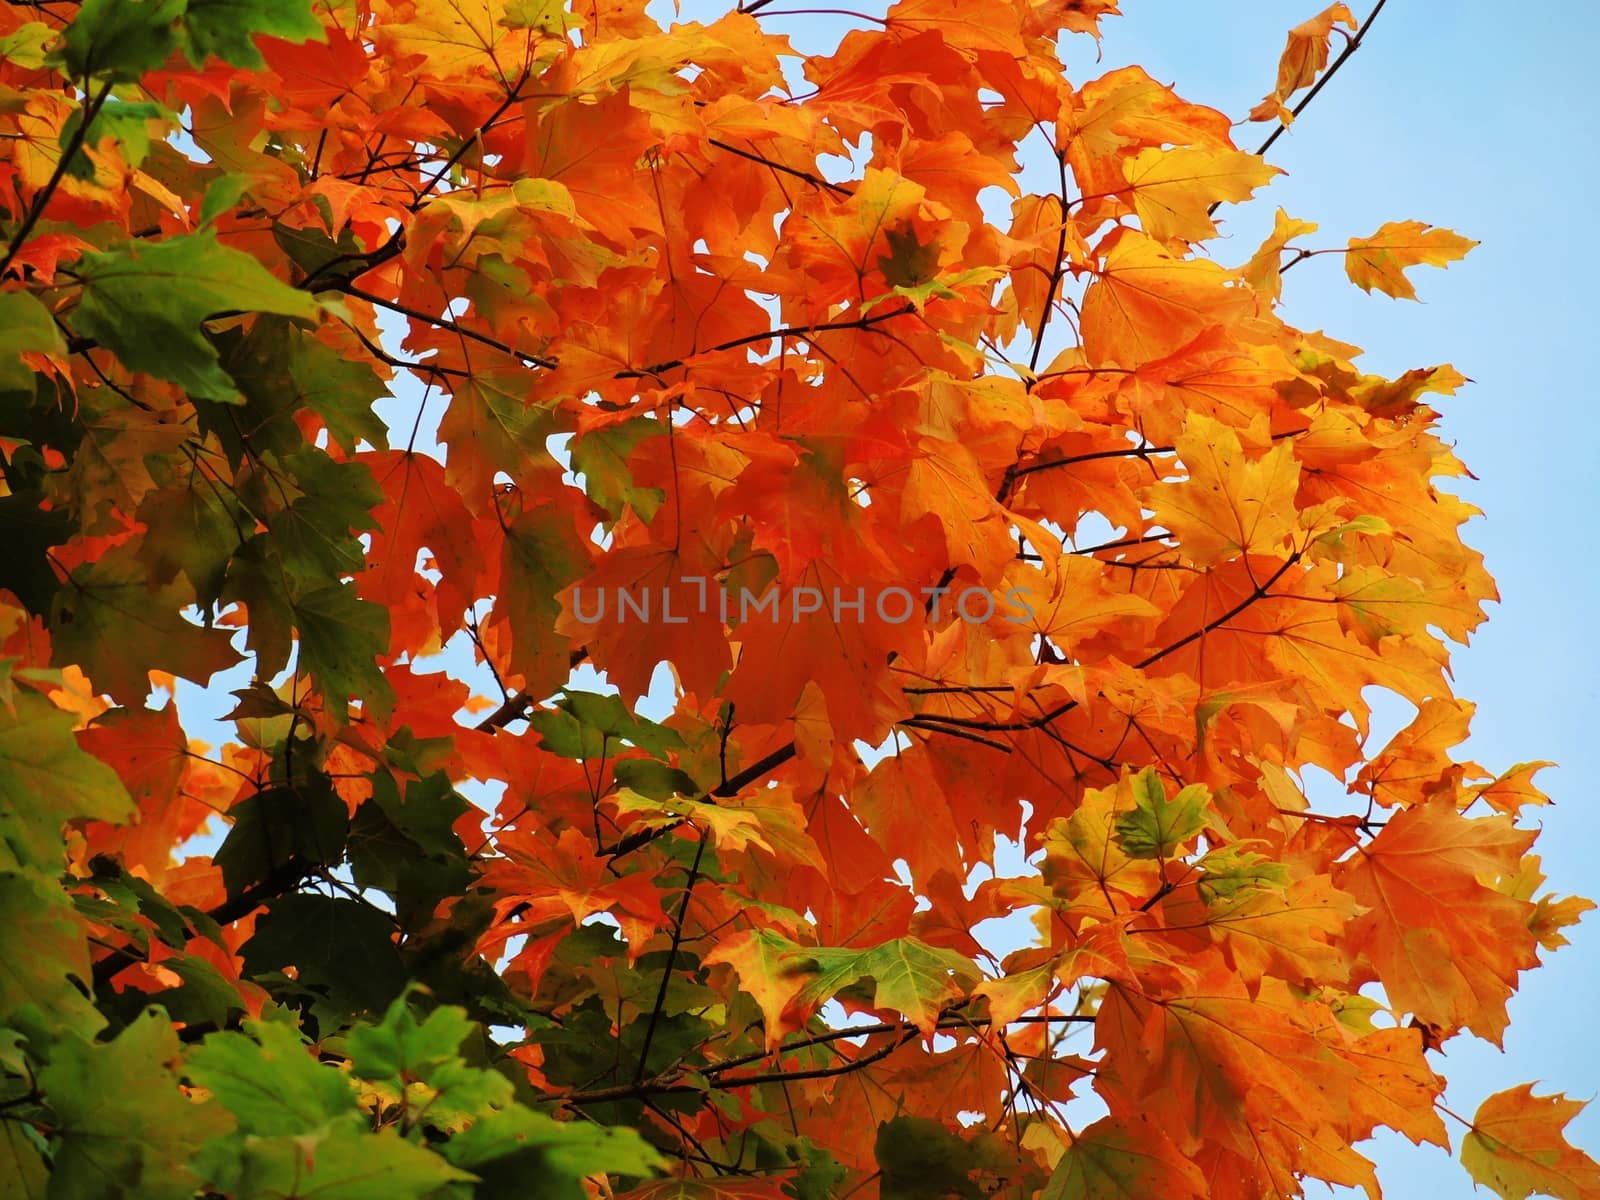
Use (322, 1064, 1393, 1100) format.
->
(1003, 555, 1158, 658)
(1242, 207, 1318, 301)
(877, 221, 942, 287)
(704, 927, 812, 1047)
(619, 1183, 784, 1200)
(74, 702, 206, 884)
(784, 938, 981, 1034)
(181, 0, 327, 72)
(1040, 775, 1163, 916)
(0, 687, 133, 871)
(498, 495, 594, 696)
(898, 435, 1014, 575)
(0, 293, 65, 391)
(504, 0, 581, 34)
(1121, 145, 1280, 243)
(1112, 768, 1210, 859)
(1279, 5, 1358, 93)
(437, 372, 556, 505)
(66, 231, 321, 400)
(0, 871, 108, 1036)
(1067, 66, 1233, 163)
(1344, 219, 1478, 299)
(377, 0, 521, 79)
(615, 786, 825, 872)
(292, 582, 395, 723)
(1334, 798, 1541, 1043)
(50, 547, 240, 704)
(1042, 1116, 1206, 1200)
(1249, 4, 1358, 126)
(1143, 412, 1301, 566)
(187, 1019, 359, 1134)
(41, 1012, 234, 1199)
(52, 0, 185, 83)
(1080, 230, 1252, 366)
(1461, 1085, 1600, 1200)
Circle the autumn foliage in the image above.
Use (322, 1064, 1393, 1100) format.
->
(1, 0, 1596, 1197)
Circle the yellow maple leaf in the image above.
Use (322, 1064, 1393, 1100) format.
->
(1462, 1085, 1600, 1200)
(1143, 412, 1301, 567)
(1344, 219, 1478, 299)
(1243, 207, 1318, 301)
(1121, 145, 1280, 242)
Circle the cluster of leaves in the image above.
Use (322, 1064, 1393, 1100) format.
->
(0, 0, 1594, 1197)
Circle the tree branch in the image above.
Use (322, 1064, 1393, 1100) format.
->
(621, 304, 916, 379)
(1027, 150, 1073, 374)
(1224, 0, 1391, 203)
(338, 283, 558, 370)
(634, 835, 708, 1081)
(708, 137, 851, 196)
(550, 1011, 1095, 1105)
(0, 81, 112, 279)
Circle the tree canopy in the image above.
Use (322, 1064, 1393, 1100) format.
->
(0, 0, 1594, 1197)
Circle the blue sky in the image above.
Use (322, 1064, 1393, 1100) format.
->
(174, 1, 1598, 1190)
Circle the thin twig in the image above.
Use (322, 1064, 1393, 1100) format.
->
(1214, 0, 1390, 223)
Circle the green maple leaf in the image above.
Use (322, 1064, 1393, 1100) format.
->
(1041, 1116, 1206, 1200)
(283, 325, 391, 454)
(0, 871, 105, 1035)
(135, 476, 249, 611)
(570, 419, 665, 524)
(0, 1120, 47, 1198)
(0, 293, 64, 392)
(876, 1116, 1014, 1200)
(197, 1122, 473, 1200)
(146, 954, 249, 1029)
(347, 772, 471, 926)
(0, 689, 133, 872)
(1196, 844, 1289, 902)
(348, 991, 478, 1082)
(292, 582, 395, 722)
(530, 690, 683, 761)
(188, 1019, 359, 1136)
(1112, 768, 1210, 860)
(436, 368, 557, 502)
(346, 990, 513, 1127)
(444, 1104, 665, 1199)
(189, 1009, 479, 1199)
(50, 543, 242, 703)
(205, 318, 389, 458)
(40, 1010, 234, 1200)
(259, 449, 381, 581)
(783, 938, 979, 1033)
(499, 503, 592, 701)
(213, 779, 349, 900)
(54, 0, 185, 83)
(181, 0, 326, 71)
(66, 231, 320, 401)
(239, 895, 407, 1024)
(58, 99, 169, 179)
